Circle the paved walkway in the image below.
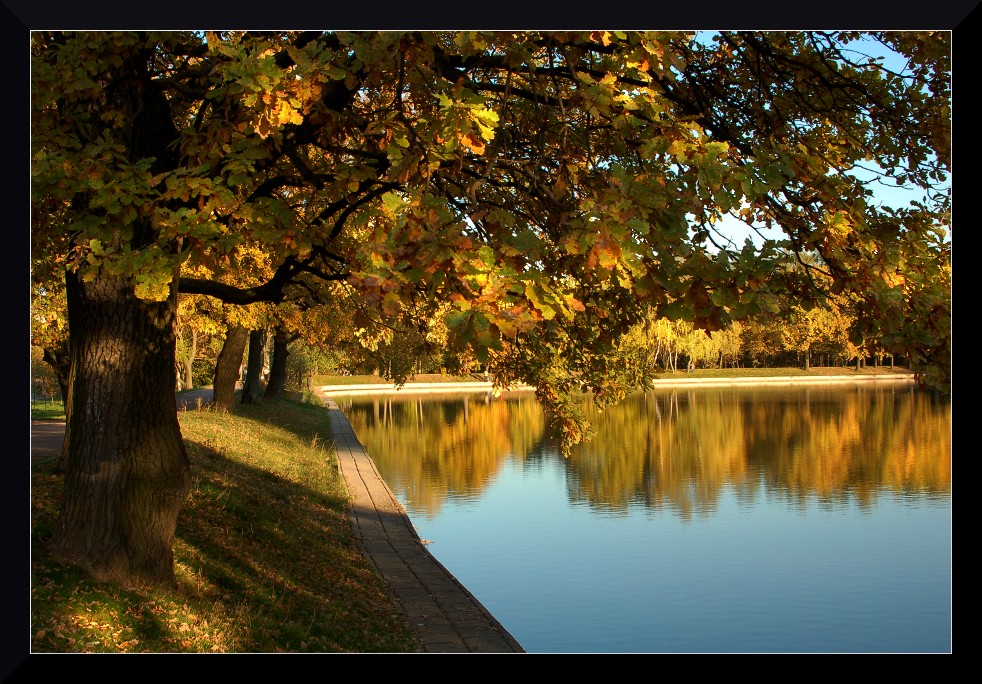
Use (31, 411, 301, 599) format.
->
(30, 419, 66, 462)
(325, 398, 525, 653)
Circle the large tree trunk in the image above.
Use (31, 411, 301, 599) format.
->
(240, 328, 267, 404)
(213, 325, 248, 412)
(49, 271, 190, 588)
(262, 328, 291, 404)
(44, 40, 194, 589)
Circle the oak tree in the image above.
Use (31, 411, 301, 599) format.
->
(31, 30, 950, 587)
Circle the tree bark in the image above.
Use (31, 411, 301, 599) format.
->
(241, 328, 267, 404)
(213, 325, 248, 412)
(49, 271, 190, 588)
(262, 328, 291, 403)
(44, 43, 194, 588)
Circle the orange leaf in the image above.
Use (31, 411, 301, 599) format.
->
(460, 133, 486, 154)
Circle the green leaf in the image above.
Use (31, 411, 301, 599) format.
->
(525, 282, 557, 320)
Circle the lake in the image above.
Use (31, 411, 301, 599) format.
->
(337, 381, 951, 653)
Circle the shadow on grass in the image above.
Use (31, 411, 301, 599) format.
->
(30, 398, 418, 653)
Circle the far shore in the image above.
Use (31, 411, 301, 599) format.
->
(319, 370, 917, 396)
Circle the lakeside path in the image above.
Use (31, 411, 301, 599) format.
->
(325, 397, 525, 653)
(30, 374, 916, 653)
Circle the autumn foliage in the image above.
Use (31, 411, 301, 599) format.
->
(31, 31, 950, 587)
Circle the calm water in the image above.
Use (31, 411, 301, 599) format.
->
(337, 382, 951, 653)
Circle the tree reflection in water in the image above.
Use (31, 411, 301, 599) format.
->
(339, 383, 950, 520)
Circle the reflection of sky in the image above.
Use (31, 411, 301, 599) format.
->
(348, 387, 951, 652)
(411, 452, 951, 653)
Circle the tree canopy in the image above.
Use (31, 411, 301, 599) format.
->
(30, 30, 951, 587)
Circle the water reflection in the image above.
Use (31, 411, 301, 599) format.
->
(338, 383, 950, 520)
(339, 382, 950, 652)
(340, 392, 545, 516)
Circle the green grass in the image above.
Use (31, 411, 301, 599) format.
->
(31, 398, 419, 653)
(31, 399, 66, 421)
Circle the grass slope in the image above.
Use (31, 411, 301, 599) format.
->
(31, 399, 418, 653)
